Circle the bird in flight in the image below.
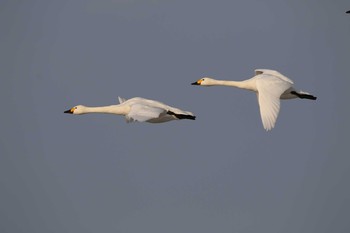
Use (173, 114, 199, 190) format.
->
(191, 69, 316, 131)
(64, 97, 196, 123)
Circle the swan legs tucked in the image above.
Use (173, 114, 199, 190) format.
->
(290, 91, 317, 100)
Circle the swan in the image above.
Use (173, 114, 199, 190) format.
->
(64, 97, 196, 123)
(191, 69, 317, 131)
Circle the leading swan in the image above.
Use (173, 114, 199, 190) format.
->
(64, 97, 196, 123)
(191, 69, 316, 131)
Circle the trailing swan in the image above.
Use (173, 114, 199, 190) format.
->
(64, 97, 196, 123)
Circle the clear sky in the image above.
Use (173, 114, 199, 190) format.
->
(1, 1, 350, 232)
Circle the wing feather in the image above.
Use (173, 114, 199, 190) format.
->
(126, 104, 166, 123)
(255, 69, 294, 84)
(118, 96, 127, 104)
(256, 75, 293, 131)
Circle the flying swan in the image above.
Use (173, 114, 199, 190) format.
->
(64, 97, 196, 123)
(191, 69, 316, 131)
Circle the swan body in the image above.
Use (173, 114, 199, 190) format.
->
(191, 69, 316, 131)
(64, 97, 196, 123)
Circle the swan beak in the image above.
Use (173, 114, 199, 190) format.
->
(64, 108, 74, 114)
(191, 80, 201, 85)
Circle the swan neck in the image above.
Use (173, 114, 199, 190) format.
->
(83, 105, 128, 115)
(214, 80, 247, 89)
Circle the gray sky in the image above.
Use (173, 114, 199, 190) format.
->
(1, 0, 350, 232)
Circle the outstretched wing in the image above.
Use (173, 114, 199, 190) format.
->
(256, 75, 293, 131)
(126, 104, 166, 123)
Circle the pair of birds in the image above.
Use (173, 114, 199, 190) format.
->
(64, 69, 317, 131)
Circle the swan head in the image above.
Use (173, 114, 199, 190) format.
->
(64, 105, 87, 115)
(191, 77, 216, 86)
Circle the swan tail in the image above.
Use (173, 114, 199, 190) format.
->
(291, 91, 317, 100)
(167, 111, 196, 120)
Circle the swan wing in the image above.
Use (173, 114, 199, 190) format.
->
(126, 104, 166, 123)
(255, 69, 294, 84)
(118, 96, 127, 104)
(256, 75, 293, 131)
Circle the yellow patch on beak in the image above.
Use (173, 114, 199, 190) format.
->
(70, 107, 75, 113)
(197, 79, 202, 85)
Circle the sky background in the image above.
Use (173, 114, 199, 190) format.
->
(1, 0, 350, 232)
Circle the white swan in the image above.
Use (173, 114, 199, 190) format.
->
(64, 97, 196, 123)
(191, 69, 317, 131)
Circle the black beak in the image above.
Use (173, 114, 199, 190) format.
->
(191, 81, 199, 85)
(64, 109, 73, 114)
(347, 10, 350, 14)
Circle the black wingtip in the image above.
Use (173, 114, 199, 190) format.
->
(185, 115, 196, 120)
(167, 111, 196, 120)
(291, 91, 317, 100)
